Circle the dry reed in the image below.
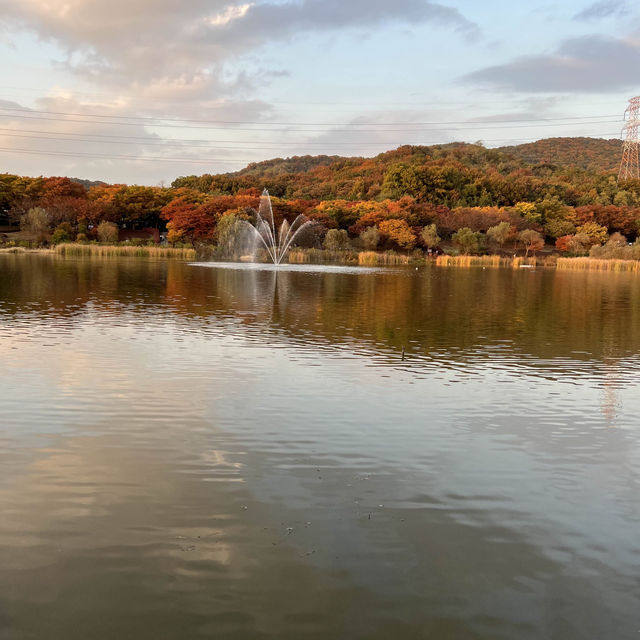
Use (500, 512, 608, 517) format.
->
(556, 257, 640, 272)
(55, 243, 196, 259)
(435, 255, 539, 268)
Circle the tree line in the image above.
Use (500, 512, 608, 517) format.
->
(2, 138, 640, 257)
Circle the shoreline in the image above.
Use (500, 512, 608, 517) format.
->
(3, 244, 640, 273)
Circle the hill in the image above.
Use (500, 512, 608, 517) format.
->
(498, 137, 622, 172)
(172, 137, 628, 207)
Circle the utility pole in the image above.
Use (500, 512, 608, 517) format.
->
(618, 96, 640, 183)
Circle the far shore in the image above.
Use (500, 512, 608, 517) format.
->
(2, 243, 640, 273)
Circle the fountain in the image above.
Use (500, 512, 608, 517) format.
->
(245, 189, 313, 265)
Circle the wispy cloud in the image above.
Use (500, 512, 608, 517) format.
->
(574, 0, 629, 21)
(463, 34, 640, 93)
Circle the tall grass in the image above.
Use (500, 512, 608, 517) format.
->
(557, 257, 640, 272)
(435, 255, 540, 268)
(287, 248, 359, 264)
(55, 243, 196, 259)
(286, 248, 411, 265)
(357, 251, 410, 265)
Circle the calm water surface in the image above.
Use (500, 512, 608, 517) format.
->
(1, 254, 639, 639)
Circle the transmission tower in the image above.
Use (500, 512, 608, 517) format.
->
(618, 96, 640, 183)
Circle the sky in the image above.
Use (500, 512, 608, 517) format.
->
(0, 0, 638, 185)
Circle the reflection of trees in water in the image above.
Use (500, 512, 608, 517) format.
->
(3, 255, 640, 379)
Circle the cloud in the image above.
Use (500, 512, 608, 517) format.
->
(574, 0, 629, 21)
(1, 0, 478, 96)
(463, 34, 640, 93)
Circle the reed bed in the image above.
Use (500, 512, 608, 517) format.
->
(557, 257, 640, 272)
(287, 248, 359, 264)
(55, 243, 196, 259)
(357, 251, 410, 266)
(435, 255, 539, 268)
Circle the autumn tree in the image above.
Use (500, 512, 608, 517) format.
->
(518, 229, 544, 257)
(576, 221, 608, 246)
(378, 219, 416, 250)
(567, 233, 591, 255)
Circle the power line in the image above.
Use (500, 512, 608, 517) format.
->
(0, 134, 621, 166)
(0, 85, 630, 107)
(0, 128, 621, 151)
(0, 111, 621, 133)
(0, 146, 247, 164)
(0, 105, 621, 127)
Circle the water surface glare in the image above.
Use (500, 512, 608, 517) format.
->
(1, 254, 639, 639)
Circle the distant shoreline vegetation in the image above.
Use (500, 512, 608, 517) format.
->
(2, 139, 640, 268)
(4, 244, 640, 274)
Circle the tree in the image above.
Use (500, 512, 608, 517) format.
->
(51, 222, 73, 244)
(576, 221, 608, 246)
(567, 233, 591, 255)
(486, 221, 512, 248)
(518, 229, 544, 257)
(20, 207, 49, 243)
(513, 202, 540, 224)
(555, 235, 573, 254)
(359, 227, 380, 250)
(97, 221, 119, 243)
(452, 227, 482, 254)
(544, 218, 576, 239)
(378, 219, 416, 250)
(216, 211, 251, 258)
(420, 223, 441, 249)
(323, 229, 350, 251)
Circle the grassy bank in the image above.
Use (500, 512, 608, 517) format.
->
(0, 246, 54, 254)
(55, 243, 197, 259)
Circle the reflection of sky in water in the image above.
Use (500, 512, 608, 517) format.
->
(1, 255, 640, 639)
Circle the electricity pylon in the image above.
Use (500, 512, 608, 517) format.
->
(618, 96, 640, 183)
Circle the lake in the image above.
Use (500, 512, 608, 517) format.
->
(1, 254, 639, 639)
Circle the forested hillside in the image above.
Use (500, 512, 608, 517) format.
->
(2, 137, 639, 257)
(172, 137, 629, 207)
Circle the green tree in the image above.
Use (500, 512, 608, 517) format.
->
(323, 228, 350, 251)
(420, 223, 441, 249)
(486, 221, 512, 248)
(51, 222, 73, 244)
(452, 227, 482, 255)
(216, 211, 251, 258)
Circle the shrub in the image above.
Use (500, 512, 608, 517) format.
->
(359, 226, 380, 250)
(323, 228, 350, 251)
(51, 222, 73, 244)
(97, 221, 119, 243)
